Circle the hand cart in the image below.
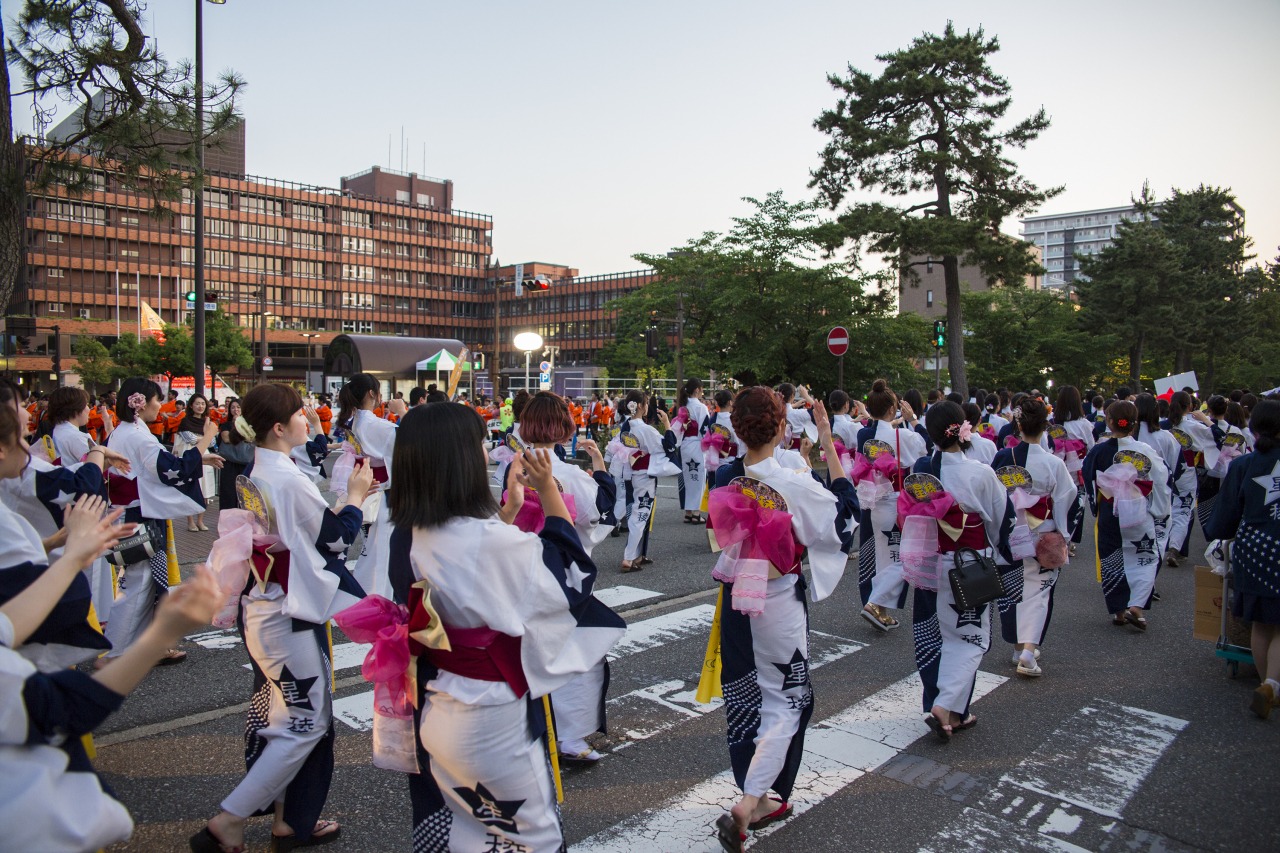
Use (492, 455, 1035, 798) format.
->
(1214, 541, 1255, 678)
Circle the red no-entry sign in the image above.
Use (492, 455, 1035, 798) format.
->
(827, 326, 849, 357)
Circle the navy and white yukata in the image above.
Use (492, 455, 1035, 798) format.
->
(1204, 446, 1280, 624)
(712, 456, 857, 806)
(910, 452, 1016, 717)
(675, 396, 710, 513)
(1082, 436, 1172, 615)
(389, 515, 624, 853)
(219, 447, 365, 840)
(51, 421, 117, 621)
(1162, 416, 1205, 557)
(345, 409, 396, 600)
(103, 419, 205, 658)
(620, 417, 680, 563)
(1057, 416, 1096, 547)
(855, 420, 928, 614)
(0, 613, 134, 851)
(991, 442, 1079, 649)
(1138, 423, 1184, 558)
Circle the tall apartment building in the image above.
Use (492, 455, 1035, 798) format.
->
(1019, 205, 1148, 290)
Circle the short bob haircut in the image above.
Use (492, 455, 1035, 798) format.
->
(47, 386, 89, 425)
(389, 403, 497, 528)
(731, 386, 786, 449)
(520, 391, 575, 445)
(241, 383, 303, 445)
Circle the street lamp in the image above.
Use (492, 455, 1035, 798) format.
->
(301, 333, 320, 392)
(193, 0, 227, 398)
(513, 331, 543, 394)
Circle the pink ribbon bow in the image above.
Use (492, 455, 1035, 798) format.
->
(501, 488, 578, 534)
(708, 487, 799, 615)
(896, 487, 958, 530)
(671, 407, 691, 433)
(1055, 438, 1087, 460)
(851, 450, 898, 485)
(205, 509, 278, 628)
(1004, 435, 1022, 449)
(829, 438, 855, 472)
(334, 595, 413, 719)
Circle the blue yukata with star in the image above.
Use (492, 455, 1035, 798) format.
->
(1205, 445, 1280, 624)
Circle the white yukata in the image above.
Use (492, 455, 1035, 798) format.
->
(1161, 416, 1202, 556)
(991, 442, 1079, 649)
(501, 456, 620, 755)
(0, 614, 134, 852)
(675, 396, 710, 512)
(910, 452, 1016, 717)
(784, 405, 817, 451)
(1138, 424, 1183, 558)
(347, 409, 397, 600)
(964, 433, 998, 465)
(390, 515, 624, 853)
(831, 413, 860, 450)
(1058, 416, 1096, 548)
(713, 457, 857, 803)
(217, 447, 366, 839)
(703, 411, 746, 476)
(855, 420, 928, 613)
(52, 423, 113, 625)
(621, 417, 680, 563)
(1083, 436, 1172, 615)
(103, 420, 205, 658)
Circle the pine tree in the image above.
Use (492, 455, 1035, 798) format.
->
(810, 23, 1059, 392)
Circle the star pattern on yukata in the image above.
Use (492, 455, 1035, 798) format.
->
(1253, 460, 1280, 506)
(1134, 535, 1157, 555)
(685, 458, 701, 475)
(53, 486, 78, 506)
(563, 560, 589, 593)
(271, 665, 318, 712)
(452, 782, 524, 833)
(325, 536, 348, 554)
(950, 603, 983, 628)
(772, 649, 810, 691)
(161, 467, 183, 482)
(636, 493, 655, 512)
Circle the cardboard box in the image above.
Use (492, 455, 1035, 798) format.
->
(1193, 565, 1252, 647)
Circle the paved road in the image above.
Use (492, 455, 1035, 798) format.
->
(95, 479, 1278, 852)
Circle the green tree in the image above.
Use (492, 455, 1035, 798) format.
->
(2, 0, 244, 306)
(71, 334, 113, 389)
(809, 22, 1059, 394)
(1212, 258, 1280, 393)
(959, 288, 1106, 392)
(1154, 185, 1253, 387)
(197, 307, 252, 376)
(1076, 192, 1183, 387)
(141, 323, 193, 380)
(107, 331, 153, 380)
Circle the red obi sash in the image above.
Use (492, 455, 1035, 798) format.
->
(408, 587, 528, 698)
(107, 474, 140, 507)
(1024, 495, 1053, 525)
(937, 503, 989, 553)
(251, 544, 291, 592)
(631, 452, 650, 472)
(361, 460, 389, 485)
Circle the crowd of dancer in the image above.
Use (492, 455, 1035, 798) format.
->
(0, 369, 1276, 853)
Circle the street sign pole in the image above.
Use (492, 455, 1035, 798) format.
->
(838, 354, 844, 390)
(827, 326, 849, 389)
(934, 344, 940, 391)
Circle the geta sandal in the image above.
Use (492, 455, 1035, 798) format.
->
(271, 820, 341, 852)
(714, 813, 746, 852)
(747, 800, 792, 830)
(924, 714, 952, 742)
(1124, 610, 1148, 631)
(189, 827, 244, 853)
(952, 714, 978, 732)
(157, 648, 187, 665)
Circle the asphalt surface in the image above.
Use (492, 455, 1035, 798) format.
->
(93, 476, 1279, 852)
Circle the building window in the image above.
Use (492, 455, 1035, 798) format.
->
(293, 231, 323, 251)
(341, 264, 374, 282)
(47, 302, 65, 313)
(452, 252, 478, 269)
(396, 217, 409, 230)
(293, 203, 324, 222)
(926, 289, 933, 307)
(240, 223, 287, 243)
(119, 214, 140, 227)
(293, 259, 324, 278)
(203, 189, 232, 209)
(395, 244, 410, 256)
(207, 218, 235, 237)
(241, 196, 283, 217)
(46, 233, 64, 244)
(416, 193, 435, 207)
(294, 289, 323, 307)
(394, 296, 410, 309)
(394, 271, 409, 283)
(119, 248, 140, 258)
(395, 190, 410, 203)
(46, 200, 107, 224)
(240, 255, 283, 275)
(341, 235, 375, 255)
(342, 292, 374, 309)
(341, 210, 372, 229)
(47, 268, 66, 278)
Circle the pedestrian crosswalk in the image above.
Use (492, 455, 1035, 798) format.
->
(178, 586, 1193, 853)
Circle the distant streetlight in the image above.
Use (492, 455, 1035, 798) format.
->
(302, 333, 320, 392)
(193, 0, 227, 398)
(513, 331, 543, 393)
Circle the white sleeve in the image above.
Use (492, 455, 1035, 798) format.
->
(1049, 457, 1078, 536)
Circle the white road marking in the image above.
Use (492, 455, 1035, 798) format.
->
(917, 701, 1188, 851)
(574, 670, 1007, 852)
(594, 585, 662, 609)
(186, 629, 242, 650)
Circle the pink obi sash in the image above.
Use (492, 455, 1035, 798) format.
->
(501, 487, 578, 535)
(708, 485, 804, 616)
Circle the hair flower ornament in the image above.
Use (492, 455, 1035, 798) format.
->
(127, 392, 147, 411)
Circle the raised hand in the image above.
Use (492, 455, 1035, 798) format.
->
(346, 458, 375, 505)
(63, 495, 133, 567)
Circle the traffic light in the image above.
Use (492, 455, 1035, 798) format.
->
(933, 319, 946, 348)
(523, 274, 550, 292)
(645, 326, 660, 359)
(186, 291, 197, 303)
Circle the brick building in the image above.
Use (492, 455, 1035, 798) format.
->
(897, 243, 1043, 319)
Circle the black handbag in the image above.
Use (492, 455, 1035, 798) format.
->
(948, 547, 1004, 610)
(108, 519, 167, 568)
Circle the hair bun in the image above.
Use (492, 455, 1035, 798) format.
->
(871, 379, 888, 393)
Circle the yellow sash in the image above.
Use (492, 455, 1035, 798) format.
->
(695, 586, 724, 703)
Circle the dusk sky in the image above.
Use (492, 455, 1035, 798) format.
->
(10, 0, 1279, 278)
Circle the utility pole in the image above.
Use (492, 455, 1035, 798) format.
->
(675, 283, 685, 392)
